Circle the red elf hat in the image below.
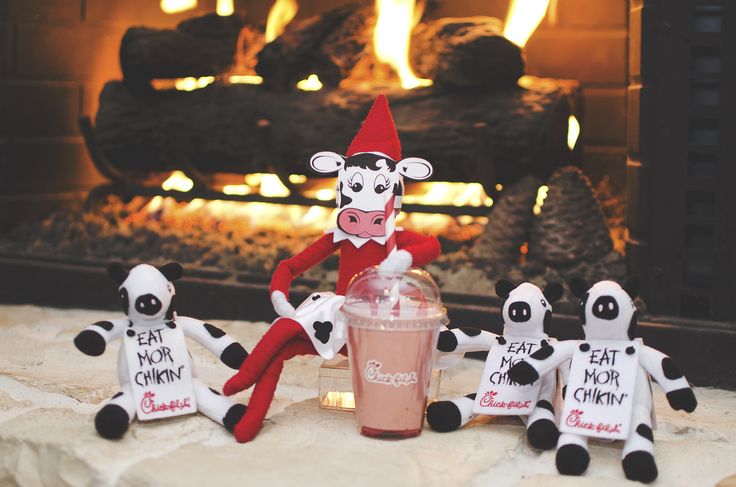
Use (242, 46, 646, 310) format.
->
(346, 94, 401, 160)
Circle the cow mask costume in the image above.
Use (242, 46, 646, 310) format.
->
(223, 95, 441, 443)
(508, 278, 697, 483)
(73, 263, 249, 439)
(428, 281, 565, 451)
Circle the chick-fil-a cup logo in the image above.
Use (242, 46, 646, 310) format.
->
(364, 359, 418, 387)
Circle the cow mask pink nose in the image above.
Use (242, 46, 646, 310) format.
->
(337, 208, 387, 238)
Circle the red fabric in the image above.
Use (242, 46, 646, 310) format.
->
(346, 95, 401, 160)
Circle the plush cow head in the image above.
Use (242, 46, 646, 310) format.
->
(569, 277, 639, 340)
(108, 262, 183, 324)
(496, 280, 563, 338)
(310, 151, 432, 240)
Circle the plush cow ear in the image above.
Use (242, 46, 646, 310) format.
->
(623, 276, 640, 300)
(569, 277, 589, 299)
(495, 279, 516, 299)
(543, 282, 564, 304)
(397, 157, 433, 181)
(107, 262, 129, 285)
(310, 151, 345, 174)
(159, 262, 183, 281)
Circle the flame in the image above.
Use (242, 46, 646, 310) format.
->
(373, 0, 432, 89)
(162, 171, 194, 192)
(296, 74, 323, 91)
(174, 76, 215, 91)
(402, 182, 493, 207)
(321, 391, 356, 410)
(567, 115, 580, 150)
(222, 184, 252, 196)
(532, 185, 549, 215)
(503, 0, 551, 47)
(315, 189, 336, 201)
(160, 0, 197, 14)
(216, 0, 234, 16)
(288, 174, 308, 184)
(229, 74, 264, 85)
(266, 0, 299, 43)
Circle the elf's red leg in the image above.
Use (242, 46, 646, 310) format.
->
(232, 338, 316, 443)
(223, 317, 306, 396)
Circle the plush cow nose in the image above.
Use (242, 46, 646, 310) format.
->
(135, 294, 162, 316)
(337, 208, 387, 238)
(592, 295, 619, 320)
(508, 301, 531, 322)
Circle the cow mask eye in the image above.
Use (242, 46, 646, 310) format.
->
(374, 174, 390, 194)
(348, 173, 364, 192)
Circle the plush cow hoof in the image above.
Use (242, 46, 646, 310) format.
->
(223, 404, 248, 433)
(556, 444, 590, 476)
(426, 401, 462, 432)
(95, 404, 130, 439)
(527, 418, 560, 451)
(623, 451, 658, 484)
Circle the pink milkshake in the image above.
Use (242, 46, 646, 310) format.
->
(340, 267, 447, 438)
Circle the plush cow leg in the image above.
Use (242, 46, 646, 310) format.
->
(95, 383, 136, 439)
(426, 393, 477, 432)
(526, 372, 559, 450)
(555, 433, 590, 476)
(233, 338, 317, 443)
(192, 380, 247, 433)
(223, 318, 305, 395)
(622, 373, 657, 483)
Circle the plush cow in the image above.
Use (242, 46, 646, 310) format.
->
(427, 280, 565, 450)
(223, 94, 441, 442)
(74, 262, 249, 439)
(508, 278, 697, 483)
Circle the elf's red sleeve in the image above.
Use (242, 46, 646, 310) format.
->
(269, 233, 340, 299)
(397, 230, 441, 267)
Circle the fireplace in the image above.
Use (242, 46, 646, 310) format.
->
(1, 0, 734, 388)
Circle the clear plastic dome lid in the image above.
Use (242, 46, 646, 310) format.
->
(339, 266, 448, 328)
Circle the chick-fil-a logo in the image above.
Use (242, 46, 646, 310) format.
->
(140, 391, 192, 414)
(479, 390, 532, 410)
(565, 408, 622, 434)
(364, 360, 418, 387)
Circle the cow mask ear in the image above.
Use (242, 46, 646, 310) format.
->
(310, 151, 345, 174)
(495, 279, 516, 299)
(107, 262, 129, 285)
(397, 157, 433, 181)
(623, 276, 640, 300)
(159, 262, 183, 281)
(543, 282, 564, 304)
(569, 277, 589, 299)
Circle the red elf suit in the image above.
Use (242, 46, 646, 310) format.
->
(223, 95, 441, 442)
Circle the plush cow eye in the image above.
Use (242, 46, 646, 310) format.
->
(348, 173, 364, 192)
(374, 174, 390, 194)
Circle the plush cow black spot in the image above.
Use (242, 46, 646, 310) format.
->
(338, 186, 353, 208)
(426, 401, 462, 432)
(126, 329, 135, 337)
(95, 404, 130, 439)
(592, 296, 619, 320)
(204, 323, 226, 339)
(562, 385, 567, 399)
(661, 357, 684, 380)
(221, 342, 249, 369)
(209, 387, 222, 396)
(128, 321, 133, 327)
(540, 339, 549, 348)
(622, 450, 658, 483)
(530, 345, 554, 360)
(392, 181, 403, 197)
(556, 443, 590, 476)
(496, 336, 507, 345)
(666, 388, 697, 412)
(165, 295, 176, 321)
(344, 152, 398, 172)
(636, 424, 654, 442)
(93, 321, 114, 332)
(579, 343, 590, 352)
(495, 279, 516, 299)
(461, 327, 482, 337)
(527, 418, 559, 451)
(465, 393, 477, 400)
(135, 293, 162, 316)
(579, 292, 589, 325)
(543, 310, 552, 335)
(223, 404, 247, 433)
(628, 310, 639, 340)
(119, 288, 129, 315)
(535, 400, 554, 413)
(166, 321, 176, 329)
(509, 301, 532, 322)
(74, 330, 106, 356)
(313, 321, 333, 344)
(312, 294, 321, 301)
(112, 392, 123, 399)
(508, 361, 539, 385)
(626, 346, 636, 355)
(437, 330, 458, 352)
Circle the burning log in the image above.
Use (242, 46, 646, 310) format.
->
(120, 13, 249, 89)
(93, 76, 580, 187)
(410, 17, 524, 88)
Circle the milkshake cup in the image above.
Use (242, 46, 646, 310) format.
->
(339, 267, 448, 438)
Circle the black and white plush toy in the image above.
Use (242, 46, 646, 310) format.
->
(508, 278, 697, 483)
(73, 262, 249, 439)
(427, 280, 565, 450)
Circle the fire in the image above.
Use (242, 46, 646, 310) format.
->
(503, 0, 551, 48)
(229, 74, 264, 85)
(162, 171, 194, 192)
(567, 115, 581, 150)
(216, 0, 234, 16)
(296, 74, 323, 91)
(373, 0, 432, 89)
(174, 76, 214, 91)
(402, 182, 493, 208)
(533, 185, 549, 215)
(160, 0, 197, 14)
(266, 0, 299, 43)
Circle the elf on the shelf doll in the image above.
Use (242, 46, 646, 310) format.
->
(223, 95, 441, 442)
